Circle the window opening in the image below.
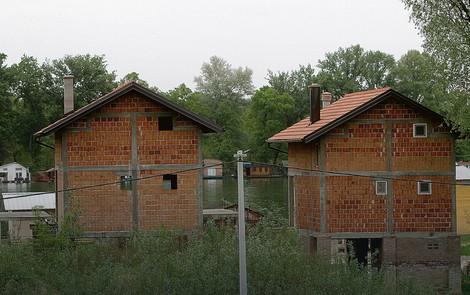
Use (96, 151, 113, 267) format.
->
(120, 175, 133, 191)
(163, 174, 177, 190)
(413, 123, 427, 138)
(418, 180, 432, 194)
(376, 181, 387, 195)
(159, 116, 173, 131)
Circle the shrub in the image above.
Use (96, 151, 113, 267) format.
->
(0, 214, 434, 294)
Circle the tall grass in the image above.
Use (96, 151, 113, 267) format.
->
(0, 215, 433, 295)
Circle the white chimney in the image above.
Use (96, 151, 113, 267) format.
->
(64, 75, 74, 114)
(322, 92, 332, 108)
(309, 84, 321, 124)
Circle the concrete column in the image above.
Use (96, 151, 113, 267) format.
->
(381, 237, 397, 288)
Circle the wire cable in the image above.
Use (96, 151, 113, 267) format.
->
(1, 162, 233, 200)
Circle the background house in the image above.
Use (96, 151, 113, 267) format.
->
(0, 192, 55, 241)
(202, 159, 223, 179)
(268, 86, 460, 293)
(457, 162, 470, 169)
(457, 165, 470, 235)
(244, 163, 275, 178)
(0, 162, 30, 183)
(34, 78, 222, 237)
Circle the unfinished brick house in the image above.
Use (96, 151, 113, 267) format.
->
(267, 85, 460, 293)
(34, 77, 222, 237)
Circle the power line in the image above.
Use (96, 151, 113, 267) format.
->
(249, 160, 470, 187)
(2, 159, 470, 201)
(1, 162, 232, 200)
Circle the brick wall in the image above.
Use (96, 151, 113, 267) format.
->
(289, 96, 454, 235)
(325, 176, 388, 233)
(391, 122, 452, 171)
(138, 170, 199, 230)
(288, 143, 319, 173)
(324, 123, 387, 172)
(295, 175, 321, 232)
(57, 92, 202, 234)
(393, 236, 461, 293)
(392, 175, 453, 233)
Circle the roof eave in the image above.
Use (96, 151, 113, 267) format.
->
(304, 89, 448, 143)
(266, 138, 303, 143)
(34, 82, 223, 137)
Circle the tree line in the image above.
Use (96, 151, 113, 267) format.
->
(0, 44, 468, 172)
(1, 0, 469, 170)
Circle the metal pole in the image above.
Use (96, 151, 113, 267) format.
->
(235, 150, 247, 295)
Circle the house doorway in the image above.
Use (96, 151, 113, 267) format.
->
(346, 238, 382, 268)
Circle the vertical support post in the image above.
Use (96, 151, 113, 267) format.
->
(235, 150, 248, 295)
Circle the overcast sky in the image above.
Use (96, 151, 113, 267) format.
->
(1, 0, 422, 92)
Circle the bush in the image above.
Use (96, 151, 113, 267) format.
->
(0, 215, 433, 295)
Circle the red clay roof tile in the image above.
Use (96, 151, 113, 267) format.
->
(267, 87, 392, 143)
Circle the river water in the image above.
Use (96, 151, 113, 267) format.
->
(1, 177, 289, 218)
(203, 178, 288, 217)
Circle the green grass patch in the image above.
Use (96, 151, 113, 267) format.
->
(462, 235, 470, 255)
(463, 275, 470, 295)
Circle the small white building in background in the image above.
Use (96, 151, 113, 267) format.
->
(1, 192, 55, 240)
(0, 162, 30, 182)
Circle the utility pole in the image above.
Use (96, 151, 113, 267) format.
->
(234, 150, 247, 295)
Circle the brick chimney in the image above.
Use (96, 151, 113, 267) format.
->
(322, 92, 332, 108)
(63, 75, 74, 114)
(309, 84, 321, 124)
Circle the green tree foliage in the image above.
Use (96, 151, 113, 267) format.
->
(393, 50, 449, 111)
(0, 54, 119, 170)
(0, 54, 15, 164)
(361, 50, 397, 90)
(119, 71, 150, 88)
(164, 83, 209, 117)
(194, 56, 254, 162)
(402, 0, 469, 92)
(317, 45, 396, 100)
(402, 0, 470, 134)
(246, 86, 294, 163)
(194, 56, 254, 104)
(8, 55, 50, 167)
(266, 64, 316, 124)
(44, 54, 117, 110)
(119, 71, 159, 93)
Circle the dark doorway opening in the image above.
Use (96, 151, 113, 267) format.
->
(346, 238, 382, 268)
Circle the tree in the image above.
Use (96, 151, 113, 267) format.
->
(393, 50, 449, 111)
(8, 55, 50, 167)
(403, 0, 470, 160)
(266, 64, 316, 124)
(402, 0, 469, 92)
(44, 54, 117, 110)
(245, 86, 294, 163)
(317, 45, 397, 100)
(6, 54, 119, 170)
(164, 83, 209, 117)
(119, 72, 159, 93)
(195, 56, 254, 105)
(0, 53, 15, 164)
(362, 50, 396, 90)
(194, 56, 254, 163)
(316, 45, 365, 99)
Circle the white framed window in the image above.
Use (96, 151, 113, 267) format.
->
(418, 180, 432, 194)
(413, 123, 427, 138)
(376, 181, 387, 195)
